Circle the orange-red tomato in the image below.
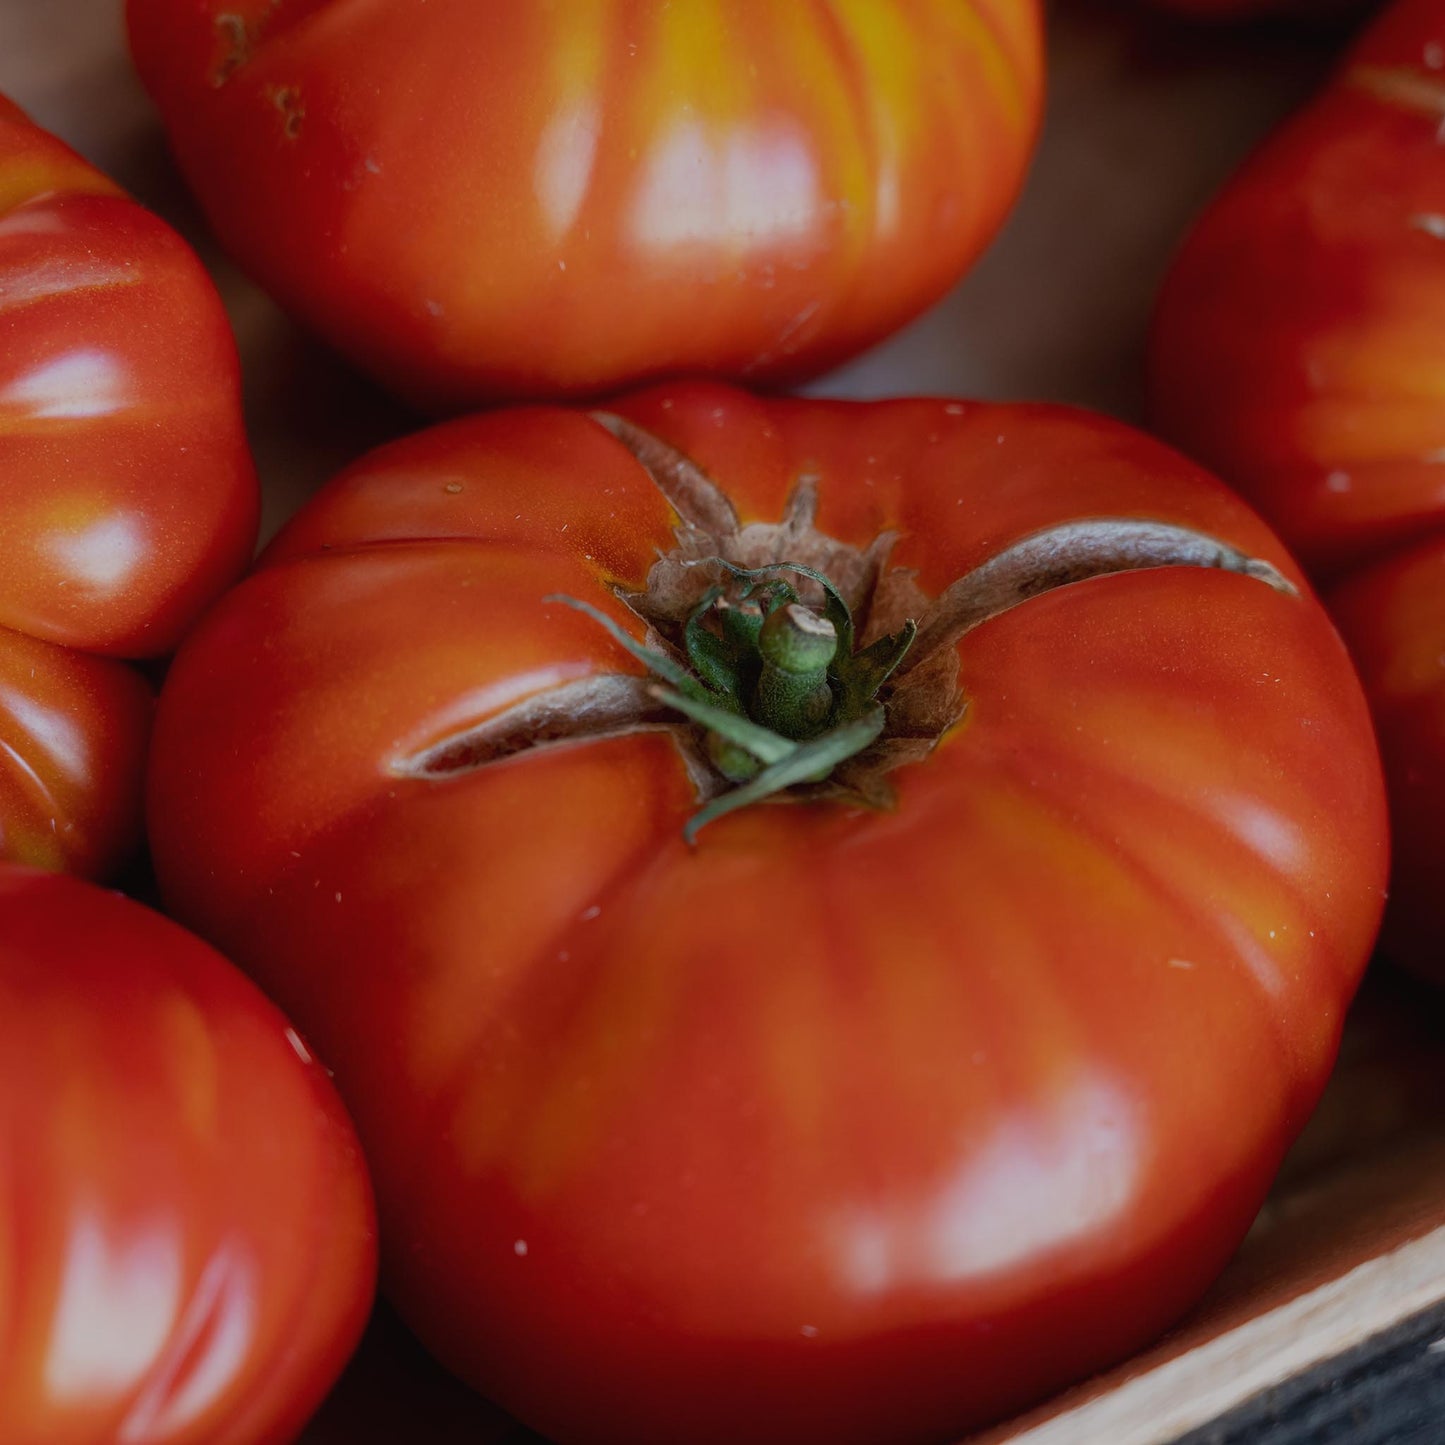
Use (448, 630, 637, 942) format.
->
(124, 0, 1043, 409)
(1151, 0, 1445, 983)
(1150, 0, 1445, 579)
(149, 383, 1386, 1445)
(0, 97, 257, 877)
(1331, 537, 1445, 982)
(0, 866, 377, 1445)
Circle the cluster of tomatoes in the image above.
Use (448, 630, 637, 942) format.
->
(1, 0, 1440, 1441)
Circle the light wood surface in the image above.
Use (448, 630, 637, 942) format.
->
(7, 3, 1445, 1442)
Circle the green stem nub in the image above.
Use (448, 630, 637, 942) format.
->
(759, 604, 838, 672)
(550, 558, 913, 842)
(717, 596, 765, 650)
(707, 733, 765, 782)
(754, 604, 838, 739)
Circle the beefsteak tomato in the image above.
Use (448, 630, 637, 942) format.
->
(1152, 0, 1445, 984)
(0, 866, 376, 1445)
(0, 96, 257, 877)
(125, 0, 1043, 409)
(1150, 0, 1445, 579)
(149, 383, 1386, 1445)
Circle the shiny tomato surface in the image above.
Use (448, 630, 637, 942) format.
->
(1150, 0, 1445, 579)
(0, 96, 257, 877)
(0, 867, 376, 1445)
(1331, 536, 1445, 982)
(149, 384, 1386, 1445)
(125, 0, 1043, 409)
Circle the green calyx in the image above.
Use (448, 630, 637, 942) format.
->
(548, 560, 917, 843)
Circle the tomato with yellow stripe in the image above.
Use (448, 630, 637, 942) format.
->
(125, 0, 1043, 408)
(1150, 0, 1445, 579)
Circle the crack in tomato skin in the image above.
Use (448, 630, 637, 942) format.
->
(395, 420, 1295, 842)
(211, 13, 253, 87)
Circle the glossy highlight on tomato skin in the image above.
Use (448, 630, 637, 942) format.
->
(0, 867, 377, 1445)
(0, 629, 151, 878)
(125, 0, 1043, 409)
(1150, 0, 1445, 580)
(149, 383, 1387, 1444)
(0, 96, 258, 878)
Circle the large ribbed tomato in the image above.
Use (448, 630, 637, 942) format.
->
(1152, 0, 1445, 983)
(149, 384, 1386, 1445)
(1150, 0, 1445, 580)
(0, 867, 376, 1445)
(0, 97, 257, 878)
(124, 0, 1042, 409)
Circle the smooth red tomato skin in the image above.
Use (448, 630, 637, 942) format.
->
(1331, 536, 1445, 983)
(0, 867, 377, 1445)
(149, 384, 1386, 1444)
(0, 96, 258, 878)
(1150, 0, 1445, 579)
(124, 0, 1043, 409)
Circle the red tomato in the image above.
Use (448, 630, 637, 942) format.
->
(1151, 0, 1445, 985)
(124, 0, 1043, 410)
(148, 383, 1386, 1445)
(1330, 536, 1445, 983)
(0, 96, 258, 877)
(0, 866, 376, 1445)
(1150, 0, 1445, 580)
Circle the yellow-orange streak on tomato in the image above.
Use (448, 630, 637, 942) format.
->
(126, 0, 1042, 404)
(155, 994, 222, 1143)
(0, 108, 119, 220)
(1148, 0, 1445, 575)
(532, 0, 609, 245)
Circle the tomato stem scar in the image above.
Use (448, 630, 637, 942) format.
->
(399, 418, 1296, 845)
(550, 545, 920, 838)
